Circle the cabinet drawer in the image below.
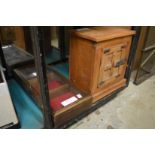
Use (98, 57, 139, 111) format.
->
(49, 84, 92, 128)
(98, 36, 131, 57)
(53, 94, 92, 128)
(102, 42, 127, 55)
(29, 76, 92, 128)
(14, 65, 92, 128)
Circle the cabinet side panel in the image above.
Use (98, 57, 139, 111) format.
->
(69, 35, 94, 93)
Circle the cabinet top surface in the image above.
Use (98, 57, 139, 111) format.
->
(73, 27, 135, 42)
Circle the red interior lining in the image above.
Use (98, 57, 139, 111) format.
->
(50, 92, 76, 112)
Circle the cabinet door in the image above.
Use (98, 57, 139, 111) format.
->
(97, 41, 129, 89)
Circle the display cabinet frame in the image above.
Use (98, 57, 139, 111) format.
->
(0, 26, 140, 128)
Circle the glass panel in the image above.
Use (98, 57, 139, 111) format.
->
(0, 27, 44, 128)
(0, 27, 15, 45)
(49, 79, 86, 113)
(134, 27, 155, 84)
(145, 27, 155, 48)
(51, 26, 59, 48)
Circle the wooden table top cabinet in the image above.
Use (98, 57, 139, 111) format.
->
(70, 27, 135, 102)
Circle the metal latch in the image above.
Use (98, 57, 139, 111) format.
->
(103, 48, 110, 54)
(114, 59, 126, 67)
(98, 81, 105, 88)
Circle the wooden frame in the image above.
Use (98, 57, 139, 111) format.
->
(70, 27, 135, 102)
(0, 26, 140, 128)
(133, 27, 155, 85)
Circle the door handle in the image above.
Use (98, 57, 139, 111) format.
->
(103, 48, 110, 54)
(114, 59, 126, 67)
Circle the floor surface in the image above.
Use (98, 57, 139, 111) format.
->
(8, 80, 43, 129)
(70, 74, 155, 129)
(7, 66, 155, 129)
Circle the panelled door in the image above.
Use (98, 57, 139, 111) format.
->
(97, 40, 130, 89)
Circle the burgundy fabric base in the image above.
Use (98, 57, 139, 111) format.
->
(32, 80, 62, 95)
(48, 80, 62, 90)
(50, 92, 75, 112)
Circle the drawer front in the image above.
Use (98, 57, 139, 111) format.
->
(54, 95, 92, 128)
(97, 37, 132, 89)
